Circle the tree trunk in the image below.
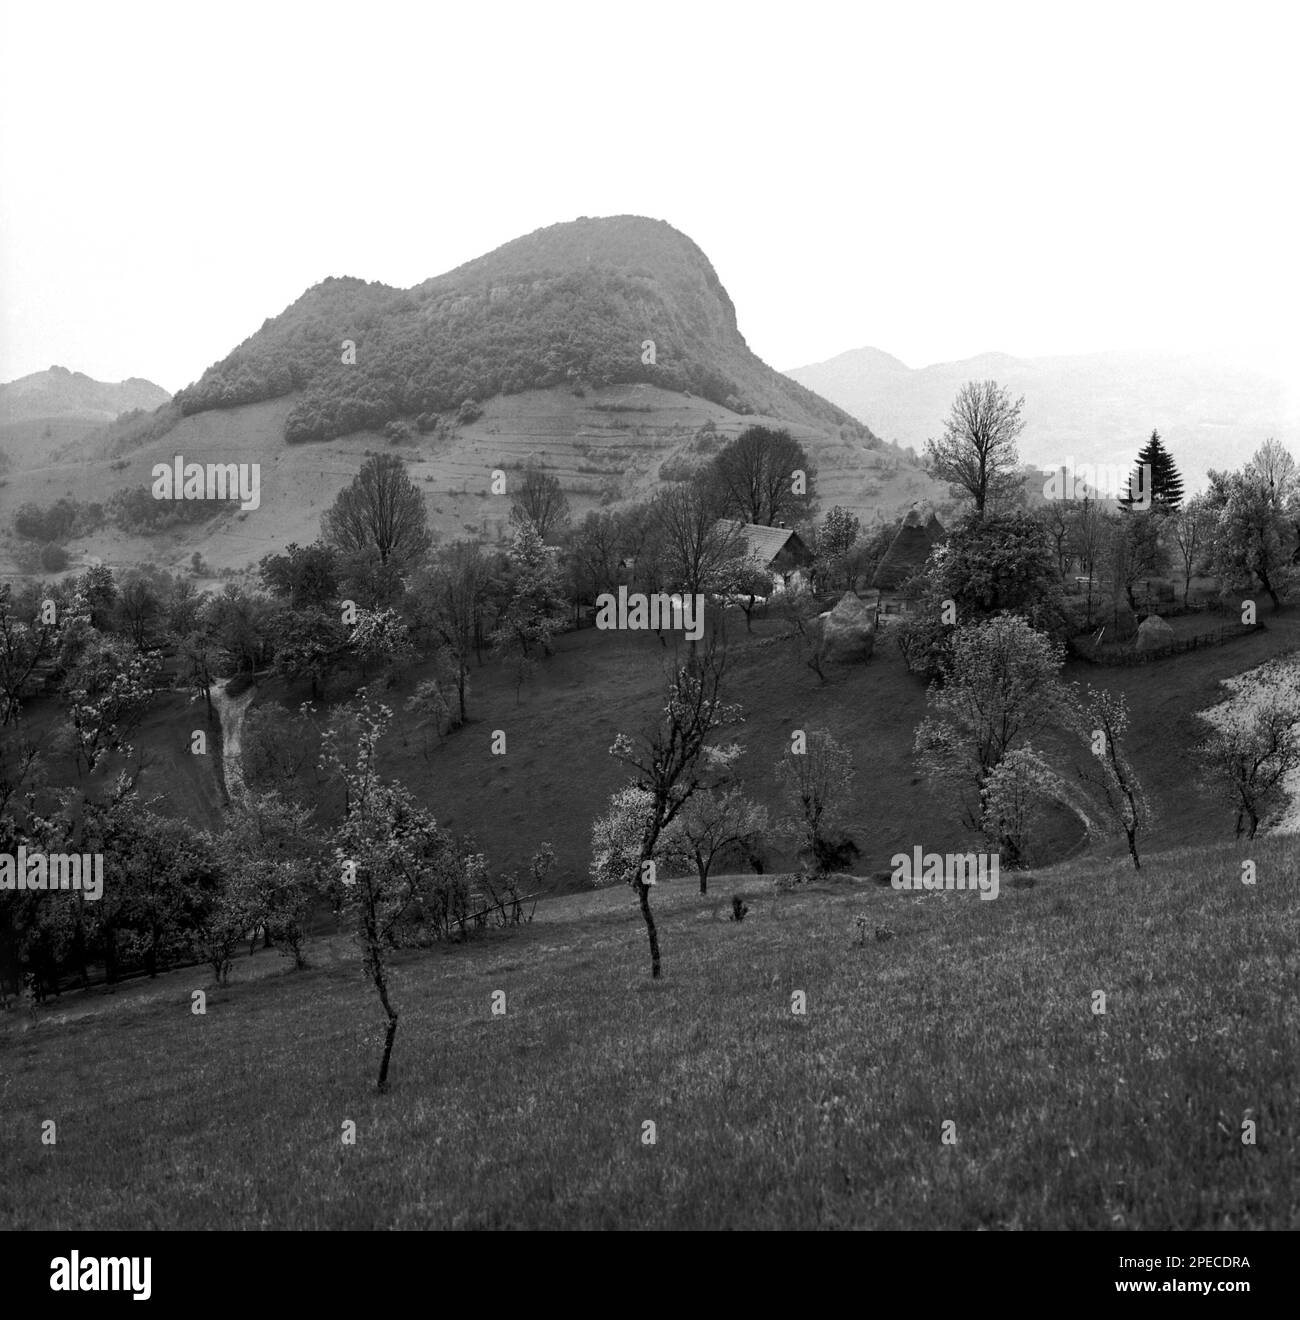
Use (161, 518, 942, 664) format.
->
(636, 879, 662, 978)
(1126, 827, 1141, 870)
(373, 965, 400, 1092)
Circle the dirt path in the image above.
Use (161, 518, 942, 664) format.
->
(207, 678, 257, 799)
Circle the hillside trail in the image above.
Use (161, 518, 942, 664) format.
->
(207, 677, 257, 799)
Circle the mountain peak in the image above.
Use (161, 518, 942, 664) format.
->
(173, 214, 870, 446)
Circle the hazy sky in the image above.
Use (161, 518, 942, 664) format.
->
(1, 0, 1297, 400)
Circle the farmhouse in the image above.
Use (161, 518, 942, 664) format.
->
(716, 519, 813, 591)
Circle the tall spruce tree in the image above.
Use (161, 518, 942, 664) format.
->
(1121, 429, 1184, 511)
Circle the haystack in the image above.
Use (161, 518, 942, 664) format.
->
(1136, 614, 1175, 651)
(822, 592, 876, 662)
(872, 507, 938, 590)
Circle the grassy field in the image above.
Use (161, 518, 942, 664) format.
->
(14, 596, 1300, 893)
(3, 836, 1296, 1230)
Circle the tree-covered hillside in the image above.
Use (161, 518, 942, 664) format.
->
(173, 216, 874, 446)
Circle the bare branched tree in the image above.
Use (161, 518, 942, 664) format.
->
(925, 381, 1025, 516)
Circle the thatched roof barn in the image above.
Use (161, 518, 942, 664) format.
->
(872, 505, 946, 590)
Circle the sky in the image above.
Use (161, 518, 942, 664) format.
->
(1, 0, 1297, 403)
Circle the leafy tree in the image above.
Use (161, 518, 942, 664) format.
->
(113, 571, 164, 651)
(269, 606, 349, 699)
(1195, 671, 1300, 838)
(242, 701, 321, 803)
(979, 745, 1063, 868)
(348, 606, 414, 682)
(1065, 495, 1110, 624)
(663, 783, 768, 894)
(648, 482, 745, 600)
(563, 510, 626, 607)
(1207, 442, 1300, 610)
(319, 691, 473, 1090)
(773, 729, 855, 875)
(598, 639, 744, 977)
(403, 651, 465, 756)
(815, 506, 862, 590)
(732, 563, 774, 632)
(1069, 687, 1151, 869)
(259, 541, 340, 610)
(914, 615, 1068, 835)
(509, 464, 571, 542)
(415, 540, 491, 710)
(491, 520, 566, 662)
(924, 381, 1025, 516)
(709, 426, 815, 527)
(322, 453, 432, 569)
(203, 585, 272, 675)
(62, 636, 160, 776)
(897, 510, 1066, 680)
(1171, 494, 1215, 605)
(1103, 508, 1167, 611)
(0, 585, 58, 725)
(76, 563, 119, 632)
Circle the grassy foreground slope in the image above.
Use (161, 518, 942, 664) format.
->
(3, 838, 1296, 1229)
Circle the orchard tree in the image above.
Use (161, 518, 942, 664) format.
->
(348, 605, 414, 681)
(979, 745, 1064, 868)
(595, 639, 744, 977)
(913, 614, 1068, 834)
(1195, 671, 1300, 838)
(319, 690, 469, 1091)
(663, 783, 768, 894)
(0, 584, 58, 724)
(924, 381, 1025, 516)
(1070, 687, 1151, 869)
(773, 728, 856, 874)
(62, 637, 160, 777)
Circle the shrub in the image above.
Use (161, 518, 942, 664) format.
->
(39, 543, 69, 572)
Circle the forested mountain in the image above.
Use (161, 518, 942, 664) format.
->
(173, 216, 876, 446)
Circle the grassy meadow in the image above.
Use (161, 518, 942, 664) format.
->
(3, 836, 1296, 1230)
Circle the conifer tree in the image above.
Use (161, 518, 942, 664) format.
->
(1121, 429, 1184, 511)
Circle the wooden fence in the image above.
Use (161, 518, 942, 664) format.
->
(1072, 623, 1263, 666)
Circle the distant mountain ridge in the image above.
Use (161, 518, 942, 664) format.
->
(0, 367, 171, 473)
(788, 346, 1299, 492)
(171, 215, 875, 447)
(0, 365, 169, 423)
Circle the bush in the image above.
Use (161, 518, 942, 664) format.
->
(811, 830, 860, 874)
(39, 543, 69, 572)
(457, 398, 483, 425)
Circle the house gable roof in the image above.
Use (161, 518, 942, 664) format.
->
(716, 519, 808, 568)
